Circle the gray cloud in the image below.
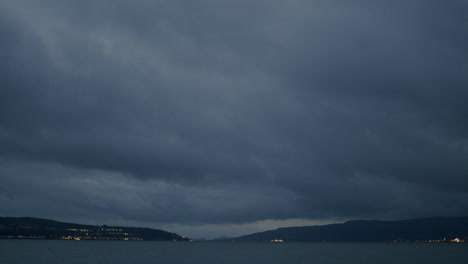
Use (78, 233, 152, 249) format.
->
(0, 0, 466, 237)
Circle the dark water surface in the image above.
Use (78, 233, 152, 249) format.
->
(1, 240, 466, 264)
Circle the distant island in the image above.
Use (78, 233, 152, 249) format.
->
(0, 217, 190, 241)
(231, 217, 468, 243)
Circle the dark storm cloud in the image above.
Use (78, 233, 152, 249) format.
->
(0, 0, 467, 231)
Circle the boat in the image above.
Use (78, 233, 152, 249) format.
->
(271, 239, 284, 242)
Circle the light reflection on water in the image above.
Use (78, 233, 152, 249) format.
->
(0, 240, 467, 264)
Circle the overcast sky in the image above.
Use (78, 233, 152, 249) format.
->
(0, 0, 466, 239)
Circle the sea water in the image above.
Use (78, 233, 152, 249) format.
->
(0, 240, 466, 264)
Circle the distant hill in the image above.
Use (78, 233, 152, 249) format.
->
(232, 217, 468, 242)
(0, 216, 189, 241)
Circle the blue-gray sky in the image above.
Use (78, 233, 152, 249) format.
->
(0, 0, 467, 239)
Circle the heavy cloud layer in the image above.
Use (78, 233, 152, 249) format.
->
(0, 0, 466, 237)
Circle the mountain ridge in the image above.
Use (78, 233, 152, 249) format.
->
(0, 216, 189, 241)
(232, 217, 468, 242)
